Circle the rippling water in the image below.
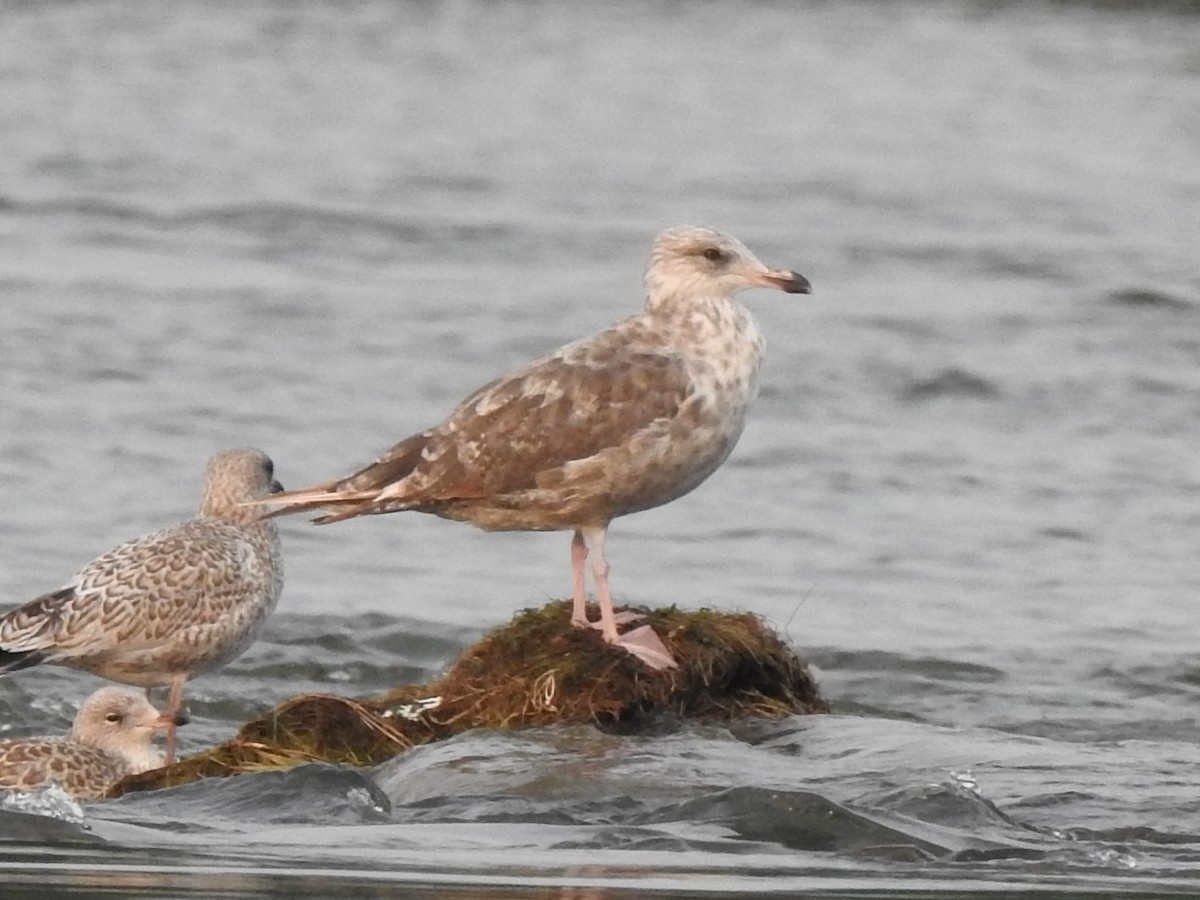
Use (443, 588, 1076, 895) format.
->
(1, 0, 1198, 896)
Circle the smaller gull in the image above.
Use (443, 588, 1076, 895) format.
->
(0, 686, 183, 800)
(0, 448, 285, 765)
(248, 226, 810, 670)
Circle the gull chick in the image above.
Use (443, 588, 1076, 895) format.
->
(0, 686, 184, 800)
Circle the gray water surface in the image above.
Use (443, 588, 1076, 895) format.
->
(1, 0, 1199, 896)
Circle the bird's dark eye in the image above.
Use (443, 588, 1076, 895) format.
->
(702, 247, 725, 263)
(104, 713, 121, 723)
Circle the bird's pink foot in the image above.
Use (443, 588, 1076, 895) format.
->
(611, 624, 677, 670)
(585, 610, 643, 629)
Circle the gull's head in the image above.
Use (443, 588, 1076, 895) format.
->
(644, 225, 811, 311)
(71, 687, 180, 772)
(199, 446, 285, 522)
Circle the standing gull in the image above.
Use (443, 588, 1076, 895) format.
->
(252, 226, 810, 670)
(0, 686, 182, 800)
(0, 448, 284, 764)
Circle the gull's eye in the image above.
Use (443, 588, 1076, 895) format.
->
(702, 247, 726, 263)
(104, 712, 121, 723)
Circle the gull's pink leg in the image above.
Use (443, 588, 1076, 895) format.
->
(572, 527, 639, 629)
(570, 529, 590, 627)
(580, 525, 620, 643)
(162, 675, 187, 766)
(579, 525, 677, 670)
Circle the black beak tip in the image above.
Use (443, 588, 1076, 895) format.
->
(271, 480, 285, 495)
(786, 272, 813, 295)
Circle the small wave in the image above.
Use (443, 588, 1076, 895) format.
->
(899, 367, 1002, 402)
(1038, 526, 1092, 542)
(78, 367, 147, 385)
(4, 196, 518, 252)
(973, 247, 1073, 282)
(861, 780, 1029, 835)
(1106, 287, 1196, 311)
(861, 316, 946, 340)
(261, 611, 469, 671)
(811, 649, 1005, 682)
(0, 783, 84, 826)
(110, 763, 392, 827)
(844, 241, 1072, 282)
(1062, 824, 1200, 846)
(644, 785, 952, 857)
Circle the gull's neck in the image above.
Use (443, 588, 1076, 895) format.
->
(643, 274, 755, 337)
(643, 268, 737, 315)
(640, 282, 764, 399)
(114, 742, 166, 774)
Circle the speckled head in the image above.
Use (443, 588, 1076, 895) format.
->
(199, 447, 284, 522)
(71, 687, 174, 769)
(643, 226, 811, 312)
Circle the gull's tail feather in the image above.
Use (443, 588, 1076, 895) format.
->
(243, 433, 432, 520)
(312, 504, 378, 525)
(243, 482, 365, 518)
(241, 480, 337, 507)
(309, 491, 433, 523)
(0, 587, 75, 668)
(256, 486, 414, 521)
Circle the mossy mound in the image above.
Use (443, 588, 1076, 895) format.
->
(114, 694, 412, 795)
(111, 600, 826, 797)
(376, 601, 828, 731)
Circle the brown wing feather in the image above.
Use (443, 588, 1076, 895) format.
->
(421, 350, 690, 499)
(266, 322, 695, 524)
(0, 521, 265, 660)
(296, 330, 694, 522)
(258, 434, 435, 522)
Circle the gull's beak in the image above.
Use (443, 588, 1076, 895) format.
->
(270, 479, 285, 495)
(754, 268, 812, 294)
(152, 708, 190, 730)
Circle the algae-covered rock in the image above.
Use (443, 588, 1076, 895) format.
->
(111, 600, 826, 797)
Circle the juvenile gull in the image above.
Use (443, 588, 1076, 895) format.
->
(252, 226, 810, 669)
(0, 448, 284, 764)
(0, 686, 181, 800)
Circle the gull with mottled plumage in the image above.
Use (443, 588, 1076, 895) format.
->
(0, 448, 285, 764)
(0, 686, 183, 800)
(250, 226, 810, 670)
